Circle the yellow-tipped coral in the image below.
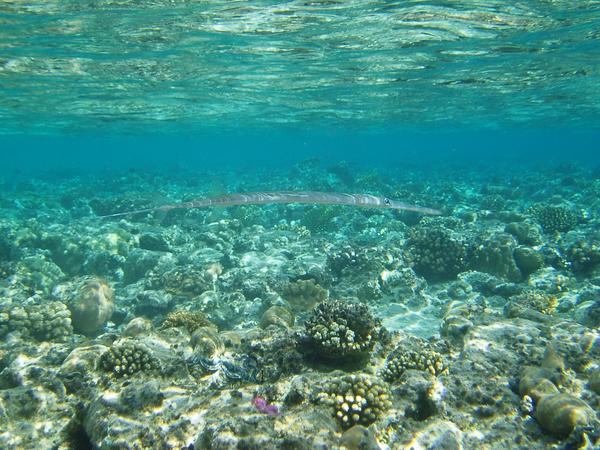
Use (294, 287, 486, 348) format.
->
(317, 374, 391, 428)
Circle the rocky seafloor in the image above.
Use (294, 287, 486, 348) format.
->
(0, 160, 599, 450)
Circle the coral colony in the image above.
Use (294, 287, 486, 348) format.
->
(1, 163, 599, 448)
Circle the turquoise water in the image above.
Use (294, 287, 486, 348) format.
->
(0, 131, 599, 171)
(1, 0, 600, 136)
(2, 2, 600, 450)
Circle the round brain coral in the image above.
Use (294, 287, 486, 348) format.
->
(68, 276, 114, 335)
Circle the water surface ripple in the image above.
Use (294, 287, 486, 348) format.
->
(1, 0, 599, 132)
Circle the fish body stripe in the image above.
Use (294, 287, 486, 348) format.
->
(101, 191, 441, 218)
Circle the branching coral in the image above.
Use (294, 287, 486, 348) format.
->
(528, 204, 578, 234)
(99, 342, 160, 377)
(0, 301, 72, 341)
(317, 374, 391, 428)
(564, 240, 600, 274)
(162, 310, 214, 333)
(382, 346, 448, 382)
(304, 300, 380, 361)
(406, 225, 469, 281)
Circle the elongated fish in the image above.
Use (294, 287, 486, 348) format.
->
(100, 191, 441, 218)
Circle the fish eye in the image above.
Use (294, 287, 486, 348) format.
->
(383, 198, 391, 206)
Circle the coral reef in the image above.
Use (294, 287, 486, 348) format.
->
(382, 345, 448, 382)
(528, 204, 578, 234)
(406, 224, 469, 281)
(589, 370, 600, 395)
(505, 289, 558, 317)
(440, 300, 475, 341)
(138, 232, 170, 252)
(535, 393, 596, 438)
(304, 300, 380, 361)
(469, 232, 521, 281)
(2, 163, 600, 449)
(162, 309, 213, 333)
(251, 396, 280, 416)
(505, 221, 543, 246)
(302, 205, 342, 232)
(240, 327, 304, 382)
(564, 239, 600, 274)
(123, 248, 162, 283)
(317, 374, 392, 428)
(0, 300, 72, 341)
(340, 425, 379, 450)
(325, 243, 366, 277)
(89, 196, 154, 218)
(98, 342, 160, 377)
(513, 246, 543, 277)
(9, 255, 66, 296)
(154, 266, 215, 297)
(190, 326, 224, 358)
